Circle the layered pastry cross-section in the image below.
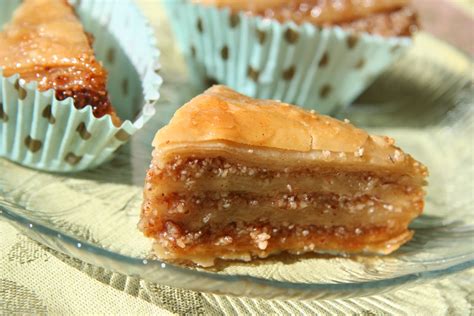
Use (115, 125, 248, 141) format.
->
(140, 85, 428, 267)
(194, 0, 418, 37)
(0, 0, 119, 124)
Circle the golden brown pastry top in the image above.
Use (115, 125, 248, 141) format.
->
(154, 85, 371, 153)
(155, 85, 427, 179)
(0, 0, 98, 77)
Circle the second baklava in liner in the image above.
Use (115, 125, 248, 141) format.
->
(140, 86, 428, 267)
(165, 0, 418, 113)
(0, 0, 120, 125)
(195, 0, 418, 37)
(0, 0, 161, 172)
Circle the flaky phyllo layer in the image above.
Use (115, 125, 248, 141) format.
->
(140, 86, 427, 267)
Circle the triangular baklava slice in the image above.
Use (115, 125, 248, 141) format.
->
(0, 0, 120, 125)
(140, 85, 427, 267)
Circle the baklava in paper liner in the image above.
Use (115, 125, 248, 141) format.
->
(165, 1, 411, 114)
(0, 0, 162, 172)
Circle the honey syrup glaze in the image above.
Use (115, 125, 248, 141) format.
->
(0, 0, 118, 123)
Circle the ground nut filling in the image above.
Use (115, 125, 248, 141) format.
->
(153, 156, 419, 184)
(140, 155, 424, 265)
(159, 156, 267, 181)
(159, 191, 422, 215)
(154, 219, 412, 266)
(141, 150, 426, 264)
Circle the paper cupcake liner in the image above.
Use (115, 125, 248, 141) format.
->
(0, 0, 162, 172)
(165, 1, 411, 113)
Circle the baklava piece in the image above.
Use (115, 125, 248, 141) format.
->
(0, 0, 120, 125)
(140, 85, 428, 267)
(194, 0, 418, 37)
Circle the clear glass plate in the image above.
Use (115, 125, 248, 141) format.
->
(0, 12, 473, 299)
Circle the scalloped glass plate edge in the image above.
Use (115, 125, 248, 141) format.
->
(1, 201, 473, 301)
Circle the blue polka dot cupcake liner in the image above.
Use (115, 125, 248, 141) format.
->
(0, 0, 162, 172)
(165, 0, 411, 114)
